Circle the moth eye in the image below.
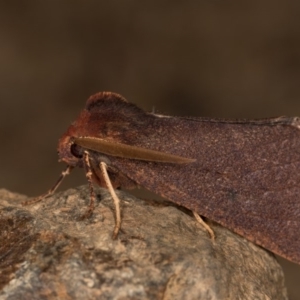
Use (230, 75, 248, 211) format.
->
(70, 144, 83, 158)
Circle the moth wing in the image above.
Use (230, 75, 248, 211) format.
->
(79, 104, 300, 264)
(111, 158, 300, 264)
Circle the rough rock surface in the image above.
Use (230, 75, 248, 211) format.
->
(0, 186, 287, 299)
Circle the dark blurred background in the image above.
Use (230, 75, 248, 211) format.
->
(0, 1, 299, 298)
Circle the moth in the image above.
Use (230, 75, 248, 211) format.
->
(27, 92, 300, 265)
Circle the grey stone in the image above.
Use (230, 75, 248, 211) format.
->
(0, 186, 288, 299)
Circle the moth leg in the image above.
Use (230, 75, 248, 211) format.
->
(192, 211, 215, 240)
(82, 151, 97, 218)
(22, 165, 73, 205)
(100, 161, 121, 239)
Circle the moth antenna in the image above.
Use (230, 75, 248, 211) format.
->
(82, 151, 96, 218)
(100, 161, 121, 239)
(192, 211, 215, 240)
(22, 165, 73, 206)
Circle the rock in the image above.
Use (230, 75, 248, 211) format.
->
(0, 186, 288, 299)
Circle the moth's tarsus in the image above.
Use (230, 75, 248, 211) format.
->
(24, 165, 73, 206)
(193, 211, 215, 241)
(100, 161, 122, 239)
(82, 150, 96, 218)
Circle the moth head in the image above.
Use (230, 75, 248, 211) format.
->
(57, 134, 84, 167)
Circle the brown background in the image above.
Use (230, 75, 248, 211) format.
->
(0, 1, 299, 298)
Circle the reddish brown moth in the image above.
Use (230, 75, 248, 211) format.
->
(28, 92, 300, 265)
